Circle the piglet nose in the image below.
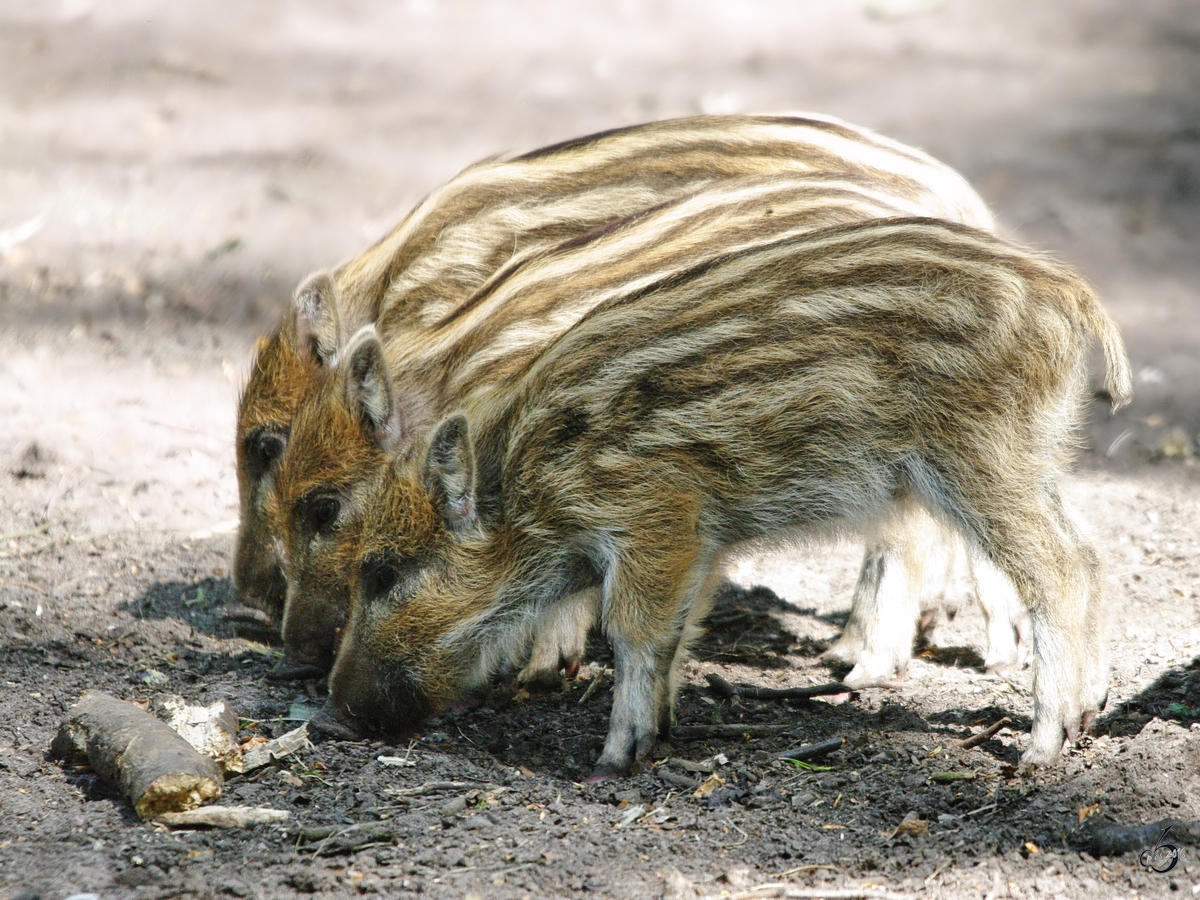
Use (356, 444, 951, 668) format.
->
(309, 706, 364, 741)
(267, 653, 328, 682)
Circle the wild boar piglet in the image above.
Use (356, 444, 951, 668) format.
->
(273, 173, 1000, 678)
(322, 218, 1131, 779)
(232, 112, 997, 654)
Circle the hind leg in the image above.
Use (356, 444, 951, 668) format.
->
(967, 490, 1102, 771)
(825, 503, 932, 685)
(967, 549, 1029, 676)
(1069, 515, 1110, 726)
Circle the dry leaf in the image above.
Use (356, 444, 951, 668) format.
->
(693, 773, 725, 798)
(888, 811, 929, 839)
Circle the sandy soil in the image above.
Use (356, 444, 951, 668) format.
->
(1, 1, 1199, 898)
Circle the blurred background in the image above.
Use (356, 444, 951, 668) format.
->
(1, 0, 1198, 531)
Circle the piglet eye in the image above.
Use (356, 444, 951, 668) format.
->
(297, 492, 341, 537)
(256, 432, 286, 467)
(360, 554, 399, 601)
(244, 428, 287, 480)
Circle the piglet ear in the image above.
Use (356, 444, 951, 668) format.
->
(342, 326, 406, 451)
(424, 414, 477, 534)
(292, 271, 342, 368)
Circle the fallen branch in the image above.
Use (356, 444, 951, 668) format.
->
(50, 691, 222, 820)
(705, 673, 852, 701)
(294, 821, 396, 856)
(957, 716, 1011, 749)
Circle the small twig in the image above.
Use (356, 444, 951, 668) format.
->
(143, 418, 216, 437)
(0, 578, 47, 594)
(958, 716, 1011, 750)
(774, 864, 842, 878)
(706, 673, 851, 701)
(716, 820, 749, 848)
(931, 771, 977, 783)
(386, 780, 480, 798)
(924, 860, 952, 884)
(656, 769, 701, 791)
(484, 862, 536, 875)
(578, 669, 608, 705)
(776, 738, 846, 762)
(962, 800, 999, 818)
(293, 821, 395, 856)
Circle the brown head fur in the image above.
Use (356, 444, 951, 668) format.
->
(233, 272, 346, 620)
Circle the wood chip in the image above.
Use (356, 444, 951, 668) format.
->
(241, 723, 311, 771)
(163, 697, 242, 773)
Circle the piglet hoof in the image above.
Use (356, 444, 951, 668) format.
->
(585, 763, 626, 784)
(309, 708, 364, 741)
(819, 642, 860, 669)
(585, 758, 642, 783)
(984, 660, 1019, 681)
(840, 661, 901, 690)
(446, 696, 485, 714)
(563, 657, 582, 681)
(1018, 727, 1066, 774)
(916, 609, 940, 641)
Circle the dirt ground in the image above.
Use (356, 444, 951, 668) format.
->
(2, 1, 1200, 898)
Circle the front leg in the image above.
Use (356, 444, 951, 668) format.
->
(517, 589, 597, 688)
(588, 532, 718, 781)
(590, 636, 674, 780)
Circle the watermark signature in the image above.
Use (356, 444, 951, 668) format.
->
(1139, 823, 1179, 874)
